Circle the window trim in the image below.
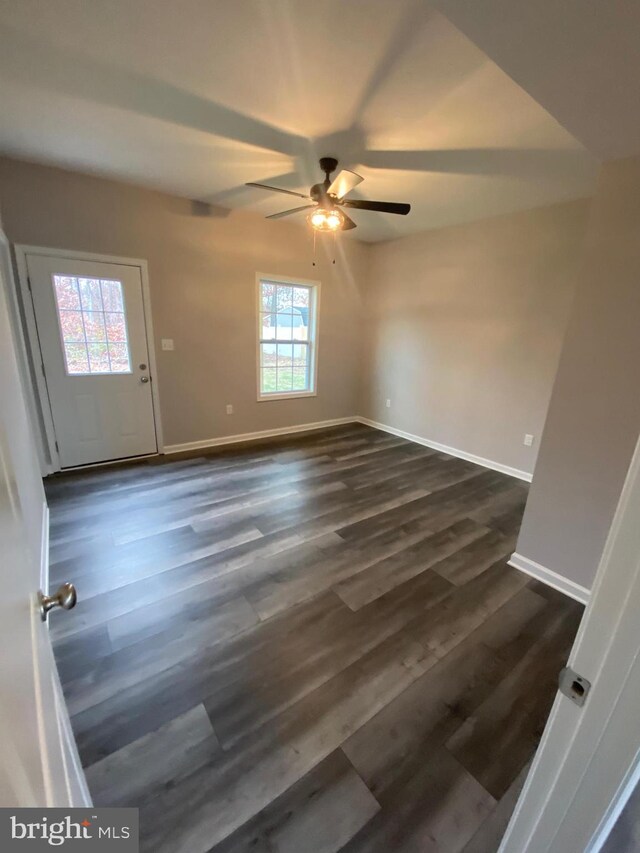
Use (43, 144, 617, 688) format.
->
(255, 272, 320, 402)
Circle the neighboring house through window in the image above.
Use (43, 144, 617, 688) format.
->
(257, 275, 319, 399)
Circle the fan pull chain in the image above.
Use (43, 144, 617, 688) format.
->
(311, 231, 338, 267)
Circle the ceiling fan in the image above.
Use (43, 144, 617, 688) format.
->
(246, 157, 411, 232)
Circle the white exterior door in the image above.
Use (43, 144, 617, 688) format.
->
(0, 235, 89, 806)
(27, 253, 158, 468)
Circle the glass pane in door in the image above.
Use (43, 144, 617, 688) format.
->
(52, 276, 132, 375)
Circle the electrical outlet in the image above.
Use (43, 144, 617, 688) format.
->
(161, 338, 174, 351)
(226, 404, 234, 415)
(524, 434, 534, 447)
(385, 399, 391, 408)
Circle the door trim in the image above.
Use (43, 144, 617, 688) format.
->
(14, 245, 164, 472)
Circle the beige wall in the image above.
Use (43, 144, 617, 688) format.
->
(361, 199, 590, 477)
(0, 157, 367, 448)
(516, 156, 640, 590)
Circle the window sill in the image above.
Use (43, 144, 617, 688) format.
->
(257, 390, 317, 402)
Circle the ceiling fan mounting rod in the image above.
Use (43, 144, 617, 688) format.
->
(319, 156, 338, 180)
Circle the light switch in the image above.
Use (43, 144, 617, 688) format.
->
(161, 338, 174, 351)
(524, 434, 534, 447)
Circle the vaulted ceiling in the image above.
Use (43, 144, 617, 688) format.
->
(0, 0, 614, 241)
(433, 0, 640, 161)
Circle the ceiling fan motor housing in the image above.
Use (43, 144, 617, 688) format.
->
(311, 157, 339, 204)
(310, 182, 332, 204)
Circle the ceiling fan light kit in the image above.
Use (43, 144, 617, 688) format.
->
(308, 207, 344, 232)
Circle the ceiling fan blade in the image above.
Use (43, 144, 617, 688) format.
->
(342, 199, 410, 215)
(246, 182, 309, 199)
(266, 205, 316, 220)
(341, 211, 357, 230)
(328, 169, 364, 200)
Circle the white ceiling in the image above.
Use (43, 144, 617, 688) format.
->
(433, 0, 640, 161)
(0, 0, 599, 242)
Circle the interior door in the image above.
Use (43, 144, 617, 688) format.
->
(27, 253, 157, 468)
(0, 236, 89, 806)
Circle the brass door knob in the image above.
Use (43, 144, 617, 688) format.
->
(140, 375, 150, 383)
(38, 583, 77, 622)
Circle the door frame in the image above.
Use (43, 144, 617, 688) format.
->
(14, 245, 164, 473)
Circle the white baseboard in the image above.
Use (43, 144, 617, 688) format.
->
(163, 416, 359, 454)
(508, 552, 590, 604)
(355, 417, 533, 483)
(163, 414, 534, 487)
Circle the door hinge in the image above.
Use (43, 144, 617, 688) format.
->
(27, 275, 32, 292)
(54, 440, 59, 453)
(559, 666, 591, 707)
(41, 361, 46, 377)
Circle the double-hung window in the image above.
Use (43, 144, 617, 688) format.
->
(257, 276, 319, 400)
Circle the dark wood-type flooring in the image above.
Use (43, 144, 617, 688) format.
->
(46, 424, 583, 853)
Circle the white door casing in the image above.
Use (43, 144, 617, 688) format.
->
(26, 253, 158, 468)
(0, 233, 89, 807)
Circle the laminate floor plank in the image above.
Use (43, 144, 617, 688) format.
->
(49, 532, 116, 565)
(461, 762, 531, 853)
(52, 521, 265, 594)
(337, 471, 509, 542)
(112, 481, 314, 546)
(54, 624, 113, 683)
(350, 455, 486, 498)
(407, 559, 530, 659)
(71, 593, 348, 764)
(60, 525, 297, 603)
(467, 484, 527, 527)
(430, 528, 516, 586)
(189, 479, 349, 535)
(254, 485, 431, 540)
(86, 703, 219, 807)
(446, 599, 583, 798)
(46, 424, 583, 853)
(207, 750, 380, 853)
(333, 435, 408, 460)
(207, 575, 452, 749)
(63, 594, 259, 716)
(333, 517, 488, 610)
(50, 528, 341, 641)
(341, 588, 547, 801)
(244, 519, 443, 621)
(138, 631, 434, 853)
(338, 447, 450, 490)
(339, 745, 495, 853)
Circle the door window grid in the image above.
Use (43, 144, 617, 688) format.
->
(259, 280, 316, 396)
(52, 276, 132, 375)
